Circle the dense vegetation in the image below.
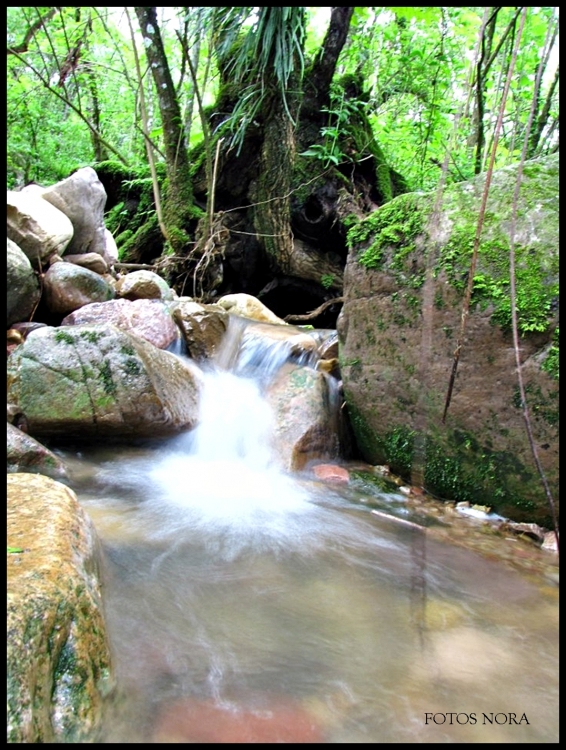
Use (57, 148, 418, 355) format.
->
(7, 8, 559, 187)
(7, 7, 559, 315)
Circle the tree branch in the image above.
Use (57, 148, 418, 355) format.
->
(284, 297, 344, 323)
(302, 7, 354, 113)
(8, 48, 130, 165)
(6, 7, 57, 55)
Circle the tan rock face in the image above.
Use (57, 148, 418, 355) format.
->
(216, 293, 289, 325)
(63, 252, 109, 275)
(7, 190, 74, 266)
(266, 362, 338, 471)
(339, 155, 559, 525)
(171, 299, 229, 360)
(115, 269, 176, 301)
(7, 473, 113, 743)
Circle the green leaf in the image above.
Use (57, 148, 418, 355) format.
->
(7, 546, 24, 554)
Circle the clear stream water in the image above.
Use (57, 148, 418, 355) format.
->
(58, 319, 558, 743)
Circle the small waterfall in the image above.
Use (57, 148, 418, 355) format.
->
(146, 315, 343, 547)
(213, 314, 322, 385)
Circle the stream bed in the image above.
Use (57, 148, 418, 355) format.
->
(57, 357, 559, 743)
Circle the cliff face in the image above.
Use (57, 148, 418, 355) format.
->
(338, 155, 558, 525)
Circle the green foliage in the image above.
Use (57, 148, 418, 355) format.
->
(300, 80, 369, 168)
(320, 274, 335, 289)
(55, 330, 75, 345)
(347, 194, 426, 272)
(213, 7, 306, 154)
(7, 8, 144, 186)
(541, 328, 559, 380)
(341, 7, 559, 191)
(98, 360, 116, 396)
(489, 269, 557, 335)
(7, 5, 559, 206)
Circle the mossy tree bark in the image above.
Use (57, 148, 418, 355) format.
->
(184, 7, 407, 322)
(250, 86, 298, 276)
(248, 7, 355, 279)
(134, 7, 194, 251)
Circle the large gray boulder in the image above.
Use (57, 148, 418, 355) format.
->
(7, 190, 74, 266)
(7, 473, 112, 743)
(7, 238, 41, 326)
(40, 167, 108, 258)
(339, 154, 559, 525)
(43, 261, 116, 316)
(6, 324, 202, 439)
(62, 298, 178, 350)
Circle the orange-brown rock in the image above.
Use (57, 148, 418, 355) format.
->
(152, 697, 323, 743)
(313, 463, 350, 483)
(7, 473, 112, 742)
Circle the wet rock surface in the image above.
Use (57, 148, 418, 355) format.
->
(7, 473, 112, 743)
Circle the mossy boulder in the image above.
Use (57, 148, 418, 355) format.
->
(338, 154, 558, 525)
(6, 324, 202, 440)
(7, 473, 113, 742)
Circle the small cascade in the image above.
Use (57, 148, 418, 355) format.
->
(165, 333, 189, 357)
(212, 314, 324, 385)
(146, 314, 342, 544)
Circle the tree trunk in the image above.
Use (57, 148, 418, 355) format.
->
(134, 6, 194, 249)
(185, 7, 405, 324)
(250, 88, 297, 276)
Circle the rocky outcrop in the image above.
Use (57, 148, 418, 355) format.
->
(7, 422, 69, 481)
(115, 269, 177, 302)
(7, 473, 112, 743)
(217, 293, 289, 325)
(62, 298, 178, 351)
(6, 324, 202, 439)
(7, 238, 41, 327)
(40, 167, 109, 259)
(171, 298, 229, 361)
(63, 252, 110, 275)
(339, 154, 559, 525)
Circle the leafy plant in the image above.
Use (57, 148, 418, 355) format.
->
(300, 82, 368, 168)
(321, 273, 335, 289)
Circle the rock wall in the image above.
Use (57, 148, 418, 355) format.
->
(338, 155, 558, 525)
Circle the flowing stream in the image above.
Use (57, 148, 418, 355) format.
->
(59, 318, 558, 743)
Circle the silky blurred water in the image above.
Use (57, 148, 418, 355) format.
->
(60, 319, 558, 743)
